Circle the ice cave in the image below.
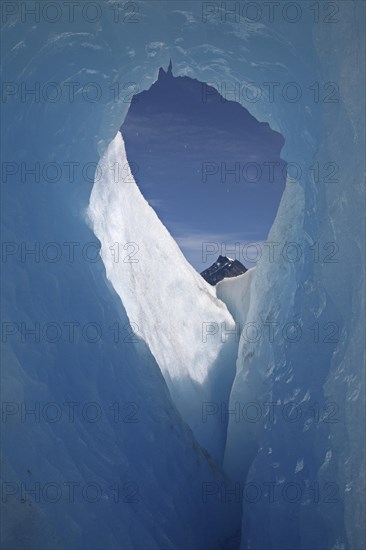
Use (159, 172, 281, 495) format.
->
(1, 2, 365, 550)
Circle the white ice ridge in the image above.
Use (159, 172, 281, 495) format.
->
(216, 267, 256, 328)
(88, 131, 238, 462)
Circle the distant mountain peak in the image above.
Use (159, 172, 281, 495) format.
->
(158, 59, 173, 80)
(201, 255, 247, 286)
(216, 255, 231, 264)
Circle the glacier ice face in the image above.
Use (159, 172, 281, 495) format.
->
(222, 177, 307, 483)
(88, 131, 238, 462)
(216, 268, 256, 328)
(2, 192, 240, 549)
(2, 6, 244, 547)
(218, 6, 365, 549)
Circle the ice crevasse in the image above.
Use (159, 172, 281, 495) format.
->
(88, 131, 238, 463)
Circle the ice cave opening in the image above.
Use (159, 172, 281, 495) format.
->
(120, 60, 288, 275)
(87, 51, 355, 549)
(88, 62, 290, 480)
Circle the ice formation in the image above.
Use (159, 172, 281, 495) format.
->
(216, 268, 256, 327)
(88, 131, 238, 462)
(2, 1, 365, 549)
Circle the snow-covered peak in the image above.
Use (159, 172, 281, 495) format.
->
(201, 255, 247, 286)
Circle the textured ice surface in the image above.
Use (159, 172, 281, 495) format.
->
(88, 131, 237, 462)
(1, 131, 240, 548)
(219, 8, 365, 549)
(216, 268, 256, 328)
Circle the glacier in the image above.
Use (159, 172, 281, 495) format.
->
(88, 130, 238, 462)
(1, 1, 365, 549)
(216, 268, 256, 328)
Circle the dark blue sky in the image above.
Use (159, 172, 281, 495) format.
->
(121, 62, 286, 271)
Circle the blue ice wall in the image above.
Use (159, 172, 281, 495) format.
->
(1, 1, 365, 549)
